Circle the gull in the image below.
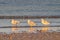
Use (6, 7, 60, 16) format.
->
(41, 19, 50, 25)
(41, 19, 50, 32)
(11, 19, 20, 31)
(27, 20, 36, 32)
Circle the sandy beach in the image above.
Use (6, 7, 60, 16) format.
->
(0, 32, 60, 40)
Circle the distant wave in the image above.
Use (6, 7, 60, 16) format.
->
(2, 10, 60, 12)
(46, 4, 60, 6)
(0, 2, 8, 4)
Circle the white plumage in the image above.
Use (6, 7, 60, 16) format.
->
(41, 19, 50, 25)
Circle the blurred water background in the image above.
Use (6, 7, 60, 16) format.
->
(0, 0, 60, 33)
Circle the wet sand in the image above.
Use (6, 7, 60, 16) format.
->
(0, 32, 60, 40)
